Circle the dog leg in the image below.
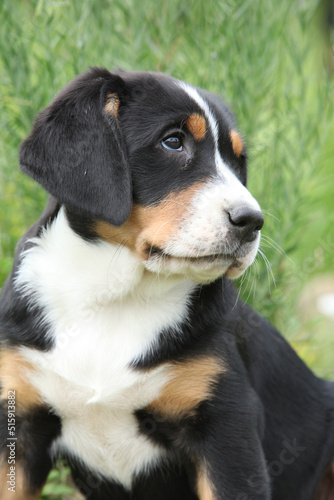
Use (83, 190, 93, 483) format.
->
(0, 400, 61, 500)
(189, 384, 270, 500)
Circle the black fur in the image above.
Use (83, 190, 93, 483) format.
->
(19, 68, 132, 226)
(0, 197, 60, 350)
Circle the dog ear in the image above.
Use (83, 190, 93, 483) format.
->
(19, 68, 131, 226)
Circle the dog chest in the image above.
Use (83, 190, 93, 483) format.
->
(19, 302, 184, 487)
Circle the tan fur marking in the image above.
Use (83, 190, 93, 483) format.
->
(196, 463, 217, 500)
(0, 461, 42, 499)
(230, 130, 243, 157)
(105, 92, 120, 117)
(0, 350, 42, 413)
(186, 113, 207, 141)
(147, 357, 224, 419)
(95, 182, 205, 259)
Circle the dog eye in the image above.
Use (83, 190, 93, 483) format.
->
(161, 136, 183, 151)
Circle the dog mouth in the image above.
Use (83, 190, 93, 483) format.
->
(142, 243, 258, 282)
(147, 246, 242, 268)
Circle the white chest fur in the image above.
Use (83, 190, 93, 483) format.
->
(16, 209, 195, 487)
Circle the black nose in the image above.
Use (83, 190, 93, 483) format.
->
(228, 206, 264, 243)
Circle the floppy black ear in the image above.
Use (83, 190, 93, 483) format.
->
(19, 67, 132, 226)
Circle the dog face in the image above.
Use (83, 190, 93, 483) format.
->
(20, 68, 263, 283)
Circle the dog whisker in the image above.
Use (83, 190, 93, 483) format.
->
(260, 233, 291, 260)
(257, 248, 276, 292)
(261, 209, 280, 222)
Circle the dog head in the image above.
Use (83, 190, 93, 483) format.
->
(19, 67, 263, 284)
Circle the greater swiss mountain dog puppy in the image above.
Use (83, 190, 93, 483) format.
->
(0, 68, 333, 500)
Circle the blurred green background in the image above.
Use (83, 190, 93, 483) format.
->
(0, 0, 333, 497)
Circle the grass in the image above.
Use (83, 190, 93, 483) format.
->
(0, 0, 333, 497)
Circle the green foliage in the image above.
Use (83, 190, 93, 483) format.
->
(0, 0, 333, 496)
(40, 462, 75, 499)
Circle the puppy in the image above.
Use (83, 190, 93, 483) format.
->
(0, 68, 333, 500)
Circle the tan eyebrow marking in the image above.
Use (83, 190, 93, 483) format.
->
(186, 113, 207, 141)
(230, 130, 244, 157)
